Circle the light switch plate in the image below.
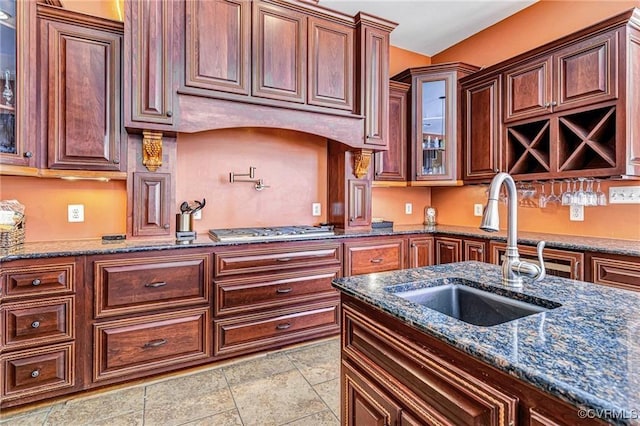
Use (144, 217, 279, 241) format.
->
(405, 203, 412, 215)
(473, 204, 484, 217)
(569, 205, 584, 221)
(192, 209, 202, 220)
(68, 204, 84, 223)
(609, 186, 640, 204)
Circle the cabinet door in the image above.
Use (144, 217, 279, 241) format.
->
(132, 172, 171, 237)
(409, 237, 433, 268)
(362, 26, 389, 147)
(348, 179, 371, 228)
(434, 237, 461, 265)
(374, 81, 409, 182)
(490, 242, 584, 280)
(504, 56, 552, 122)
(463, 239, 487, 262)
(585, 253, 640, 292)
(184, 0, 250, 96)
(462, 75, 502, 182)
(44, 20, 122, 171)
(126, 0, 174, 126)
(554, 30, 618, 112)
(252, 2, 306, 103)
(308, 17, 353, 110)
(0, 0, 36, 167)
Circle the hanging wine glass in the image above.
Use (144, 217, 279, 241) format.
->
(596, 179, 608, 206)
(574, 178, 587, 206)
(538, 181, 547, 208)
(561, 179, 573, 206)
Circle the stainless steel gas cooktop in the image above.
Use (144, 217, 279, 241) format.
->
(208, 225, 335, 242)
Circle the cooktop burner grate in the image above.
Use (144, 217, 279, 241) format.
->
(209, 225, 335, 242)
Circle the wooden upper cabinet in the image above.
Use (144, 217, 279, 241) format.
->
(374, 81, 409, 182)
(43, 19, 122, 171)
(308, 17, 354, 110)
(462, 74, 502, 182)
(252, 2, 306, 103)
(184, 0, 250, 96)
(125, 0, 175, 127)
(361, 25, 389, 147)
(504, 56, 552, 122)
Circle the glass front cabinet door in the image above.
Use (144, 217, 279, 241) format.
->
(0, 0, 36, 168)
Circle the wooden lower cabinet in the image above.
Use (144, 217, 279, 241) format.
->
(490, 241, 584, 280)
(409, 236, 434, 268)
(585, 252, 640, 292)
(435, 236, 487, 265)
(344, 237, 407, 276)
(342, 295, 605, 425)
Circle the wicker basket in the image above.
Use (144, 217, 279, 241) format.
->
(0, 215, 25, 249)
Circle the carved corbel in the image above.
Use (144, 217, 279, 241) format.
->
(352, 149, 372, 179)
(142, 130, 163, 172)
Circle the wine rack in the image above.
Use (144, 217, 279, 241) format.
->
(506, 120, 551, 175)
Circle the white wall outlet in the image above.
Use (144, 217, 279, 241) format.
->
(192, 209, 202, 220)
(569, 204, 584, 221)
(473, 204, 484, 217)
(609, 186, 640, 204)
(312, 202, 321, 216)
(405, 203, 412, 215)
(68, 204, 84, 223)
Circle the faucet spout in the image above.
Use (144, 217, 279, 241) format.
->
(480, 173, 546, 287)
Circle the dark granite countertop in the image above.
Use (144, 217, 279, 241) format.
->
(332, 262, 640, 425)
(0, 224, 637, 262)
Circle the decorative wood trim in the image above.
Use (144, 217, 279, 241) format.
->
(352, 149, 372, 178)
(142, 131, 163, 172)
(36, 3, 124, 32)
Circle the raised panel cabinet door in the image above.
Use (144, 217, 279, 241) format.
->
(185, 0, 250, 95)
(409, 237, 434, 268)
(362, 26, 389, 147)
(308, 17, 354, 110)
(348, 179, 371, 228)
(126, 0, 174, 126)
(132, 172, 171, 237)
(374, 81, 409, 181)
(252, 2, 306, 103)
(504, 56, 552, 122)
(463, 239, 487, 262)
(44, 20, 122, 171)
(554, 30, 618, 112)
(586, 253, 640, 292)
(434, 237, 461, 265)
(462, 75, 502, 182)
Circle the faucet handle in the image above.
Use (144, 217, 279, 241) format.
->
(535, 241, 546, 281)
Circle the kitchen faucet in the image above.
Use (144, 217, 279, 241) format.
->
(480, 172, 546, 287)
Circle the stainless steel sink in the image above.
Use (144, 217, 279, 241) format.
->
(390, 278, 561, 327)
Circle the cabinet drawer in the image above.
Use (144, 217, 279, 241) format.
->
(3, 297, 74, 350)
(214, 301, 339, 356)
(587, 254, 640, 292)
(344, 238, 406, 276)
(215, 267, 340, 316)
(1, 343, 74, 401)
(215, 242, 342, 277)
(93, 307, 210, 382)
(1, 260, 75, 300)
(93, 253, 210, 318)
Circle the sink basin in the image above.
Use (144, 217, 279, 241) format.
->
(390, 278, 561, 327)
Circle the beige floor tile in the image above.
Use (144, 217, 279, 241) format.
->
(286, 338, 340, 385)
(144, 369, 235, 426)
(179, 409, 243, 426)
(44, 387, 144, 426)
(231, 369, 327, 426)
(223, 352, 295, 386)
(284, 409, 339, 426)
(0, 407, 50, 425)
(313, 378, 340, 419)
(87, 411, 143, 426)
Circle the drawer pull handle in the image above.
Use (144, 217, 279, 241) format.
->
(370, 258, 383, 264)
(277, 257, 292, 262)
(276, 288, 293, 294)
(143, 338, 168, 348)
(31, 369, 40, 378)
(276, 323, 291, 330)
(32, 279, 41, 286)
(31, 321, 40, 329)
(144, 281, 167, 288)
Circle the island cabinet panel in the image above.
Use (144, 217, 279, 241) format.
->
(184, 0, 250, 95)
(308, 17, 354, 110)
(409, 236, 434, 268)
(585, 252, 640, 292)
(252, 2, 306, 103)
(343, 237, 407, 276)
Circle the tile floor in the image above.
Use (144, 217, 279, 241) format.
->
(0, 337, 341, 426)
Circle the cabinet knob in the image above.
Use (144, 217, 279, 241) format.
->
(550, 101, 557, 106)
(23, 151, 33, 158)
(31, 370, 40, 378)
(31, 279, 41, 286)
(163, 224, 170, 229)
(31, 321, 40, 329)
(166, 110, 173, 117)
(493, 168, 499, 173)
(113, 159, 120, 164)
(411, 243, 416, 248)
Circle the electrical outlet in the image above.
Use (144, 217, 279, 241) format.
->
(312, 203, 321, 216)
(192, 209, 202, 220)
(405, 203, 413, 215)
(68, 204, 84, 223)
(473, 204, 484, 217)
(569, 205, 584, 221)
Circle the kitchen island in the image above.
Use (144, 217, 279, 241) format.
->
(333, 261, 640, 425)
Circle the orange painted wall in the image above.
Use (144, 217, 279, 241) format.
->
(430, 0, 640, 240)
(390, 46, 431, 76)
